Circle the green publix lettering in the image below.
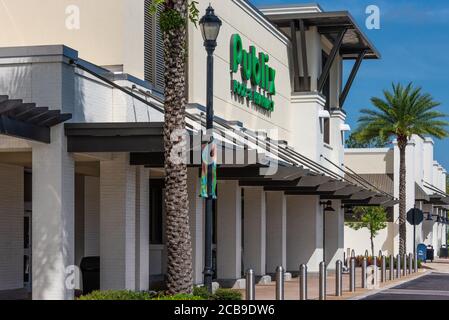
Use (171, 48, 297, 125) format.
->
(231, 34, 276, 111)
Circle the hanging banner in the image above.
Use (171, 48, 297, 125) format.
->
(200, 140, 217, 199)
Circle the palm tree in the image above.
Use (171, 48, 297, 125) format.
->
(149, 0, 198, 294)
(355, 83, 448, 255)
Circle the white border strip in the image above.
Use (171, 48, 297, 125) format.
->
(232, 0, 290, 45)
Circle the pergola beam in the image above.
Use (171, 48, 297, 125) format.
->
(339, 50, 366, 108)
(318, 28, 347, 92)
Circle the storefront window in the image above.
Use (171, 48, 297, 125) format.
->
(150, 179, 164, 245)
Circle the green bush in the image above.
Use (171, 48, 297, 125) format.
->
(79, 288, 241, 301)
(153, 293, 204, 300)
(193, 286, 212, 299)
(352, 255, 423, 269)
(78, 290, 154, 300)
(212, 288, 242, 300)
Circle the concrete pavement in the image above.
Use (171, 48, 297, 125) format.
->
(239, 267, 427, 300)
(361, 259, 449, 300)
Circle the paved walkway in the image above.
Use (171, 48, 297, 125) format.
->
(241, 267, 428, 300)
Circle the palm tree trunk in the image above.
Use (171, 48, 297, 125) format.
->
(162, 0, 193, 294)
(370, 232, 374, 258)
(398, 137, 407, 256)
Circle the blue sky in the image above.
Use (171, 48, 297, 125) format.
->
(251, 0, 449, 169)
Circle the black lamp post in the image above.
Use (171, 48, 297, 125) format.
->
(199, 5, 222, 293)
(320, 200, 335, 263)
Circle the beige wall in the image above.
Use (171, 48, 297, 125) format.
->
(0, 0, 139, 74)
(344, 149, 394, 174)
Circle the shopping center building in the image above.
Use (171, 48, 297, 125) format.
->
(344, 137, 448, 257)
(0, 0, 399, 300)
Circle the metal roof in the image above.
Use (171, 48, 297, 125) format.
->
(263, 11, 381, 59)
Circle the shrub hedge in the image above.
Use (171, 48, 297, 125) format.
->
(79, 287, 242, 300)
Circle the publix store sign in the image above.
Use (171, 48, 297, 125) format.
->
(230, 34, 276, 112)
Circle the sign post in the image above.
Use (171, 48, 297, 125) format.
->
(407, 208, 424, 258)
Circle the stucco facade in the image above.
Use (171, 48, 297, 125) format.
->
(345, 136, 448, 257)
(0, 0, 394, 300)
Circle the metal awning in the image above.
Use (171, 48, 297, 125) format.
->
(65, 122, 164, 153)
(65, 119, 392, 205)
(265, 11, 380, 59)
(415, 183, 430, 202)
(65, 57, 390, 205)
(0, 95, 71, 143)
(426, 194, 449, 205)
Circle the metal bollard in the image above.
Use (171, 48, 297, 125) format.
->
(396, 254, 401, 279)
(246, 269, 255, 300)
(389, 255, 394, 280)
(336, 260, 343, 297)
(349, 257, 356, 292)
(361, 257, 367, 289)
(402, 254, 407, 276)
(275, 266, 284, 300)
(414, 254, 418, 273)
(408, 254, 413, 275)
(381, 255, 386, 282)
(319, 261, 327, 300)
(299, 264, 307, 300)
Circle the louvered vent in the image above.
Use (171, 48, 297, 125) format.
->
(144, 1, 165, 92)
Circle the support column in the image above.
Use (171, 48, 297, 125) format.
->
(286, 195, 322, 272)
(32, 130, 75, 300)
(266, 192, 287, 274)
(135, 166, 149, 291)
(325, 200, 344, 268)
(187, 168, 204, 285)
(100, 153, 136, 290)
(243, 187, 267, 281)
(216, 180, 243, 288)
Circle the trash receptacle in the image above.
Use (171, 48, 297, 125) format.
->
(426, 245, 434, 262)
(80, 256, 100, 294)
(440, 245, 448, 258)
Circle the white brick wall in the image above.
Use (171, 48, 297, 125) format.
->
(32, 127, 75, 300)
(0, 164, 24, 290)
(100, 153, 136, 290)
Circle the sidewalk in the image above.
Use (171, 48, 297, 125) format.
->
(421, 258, 449, 273)
(240, 267, 428, 300)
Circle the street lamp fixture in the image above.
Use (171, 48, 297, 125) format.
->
(323, 200, 335, 212)
(320, 200, 335, 264)
(199, 5, 222, 294)
(200, 5, 222, 50)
